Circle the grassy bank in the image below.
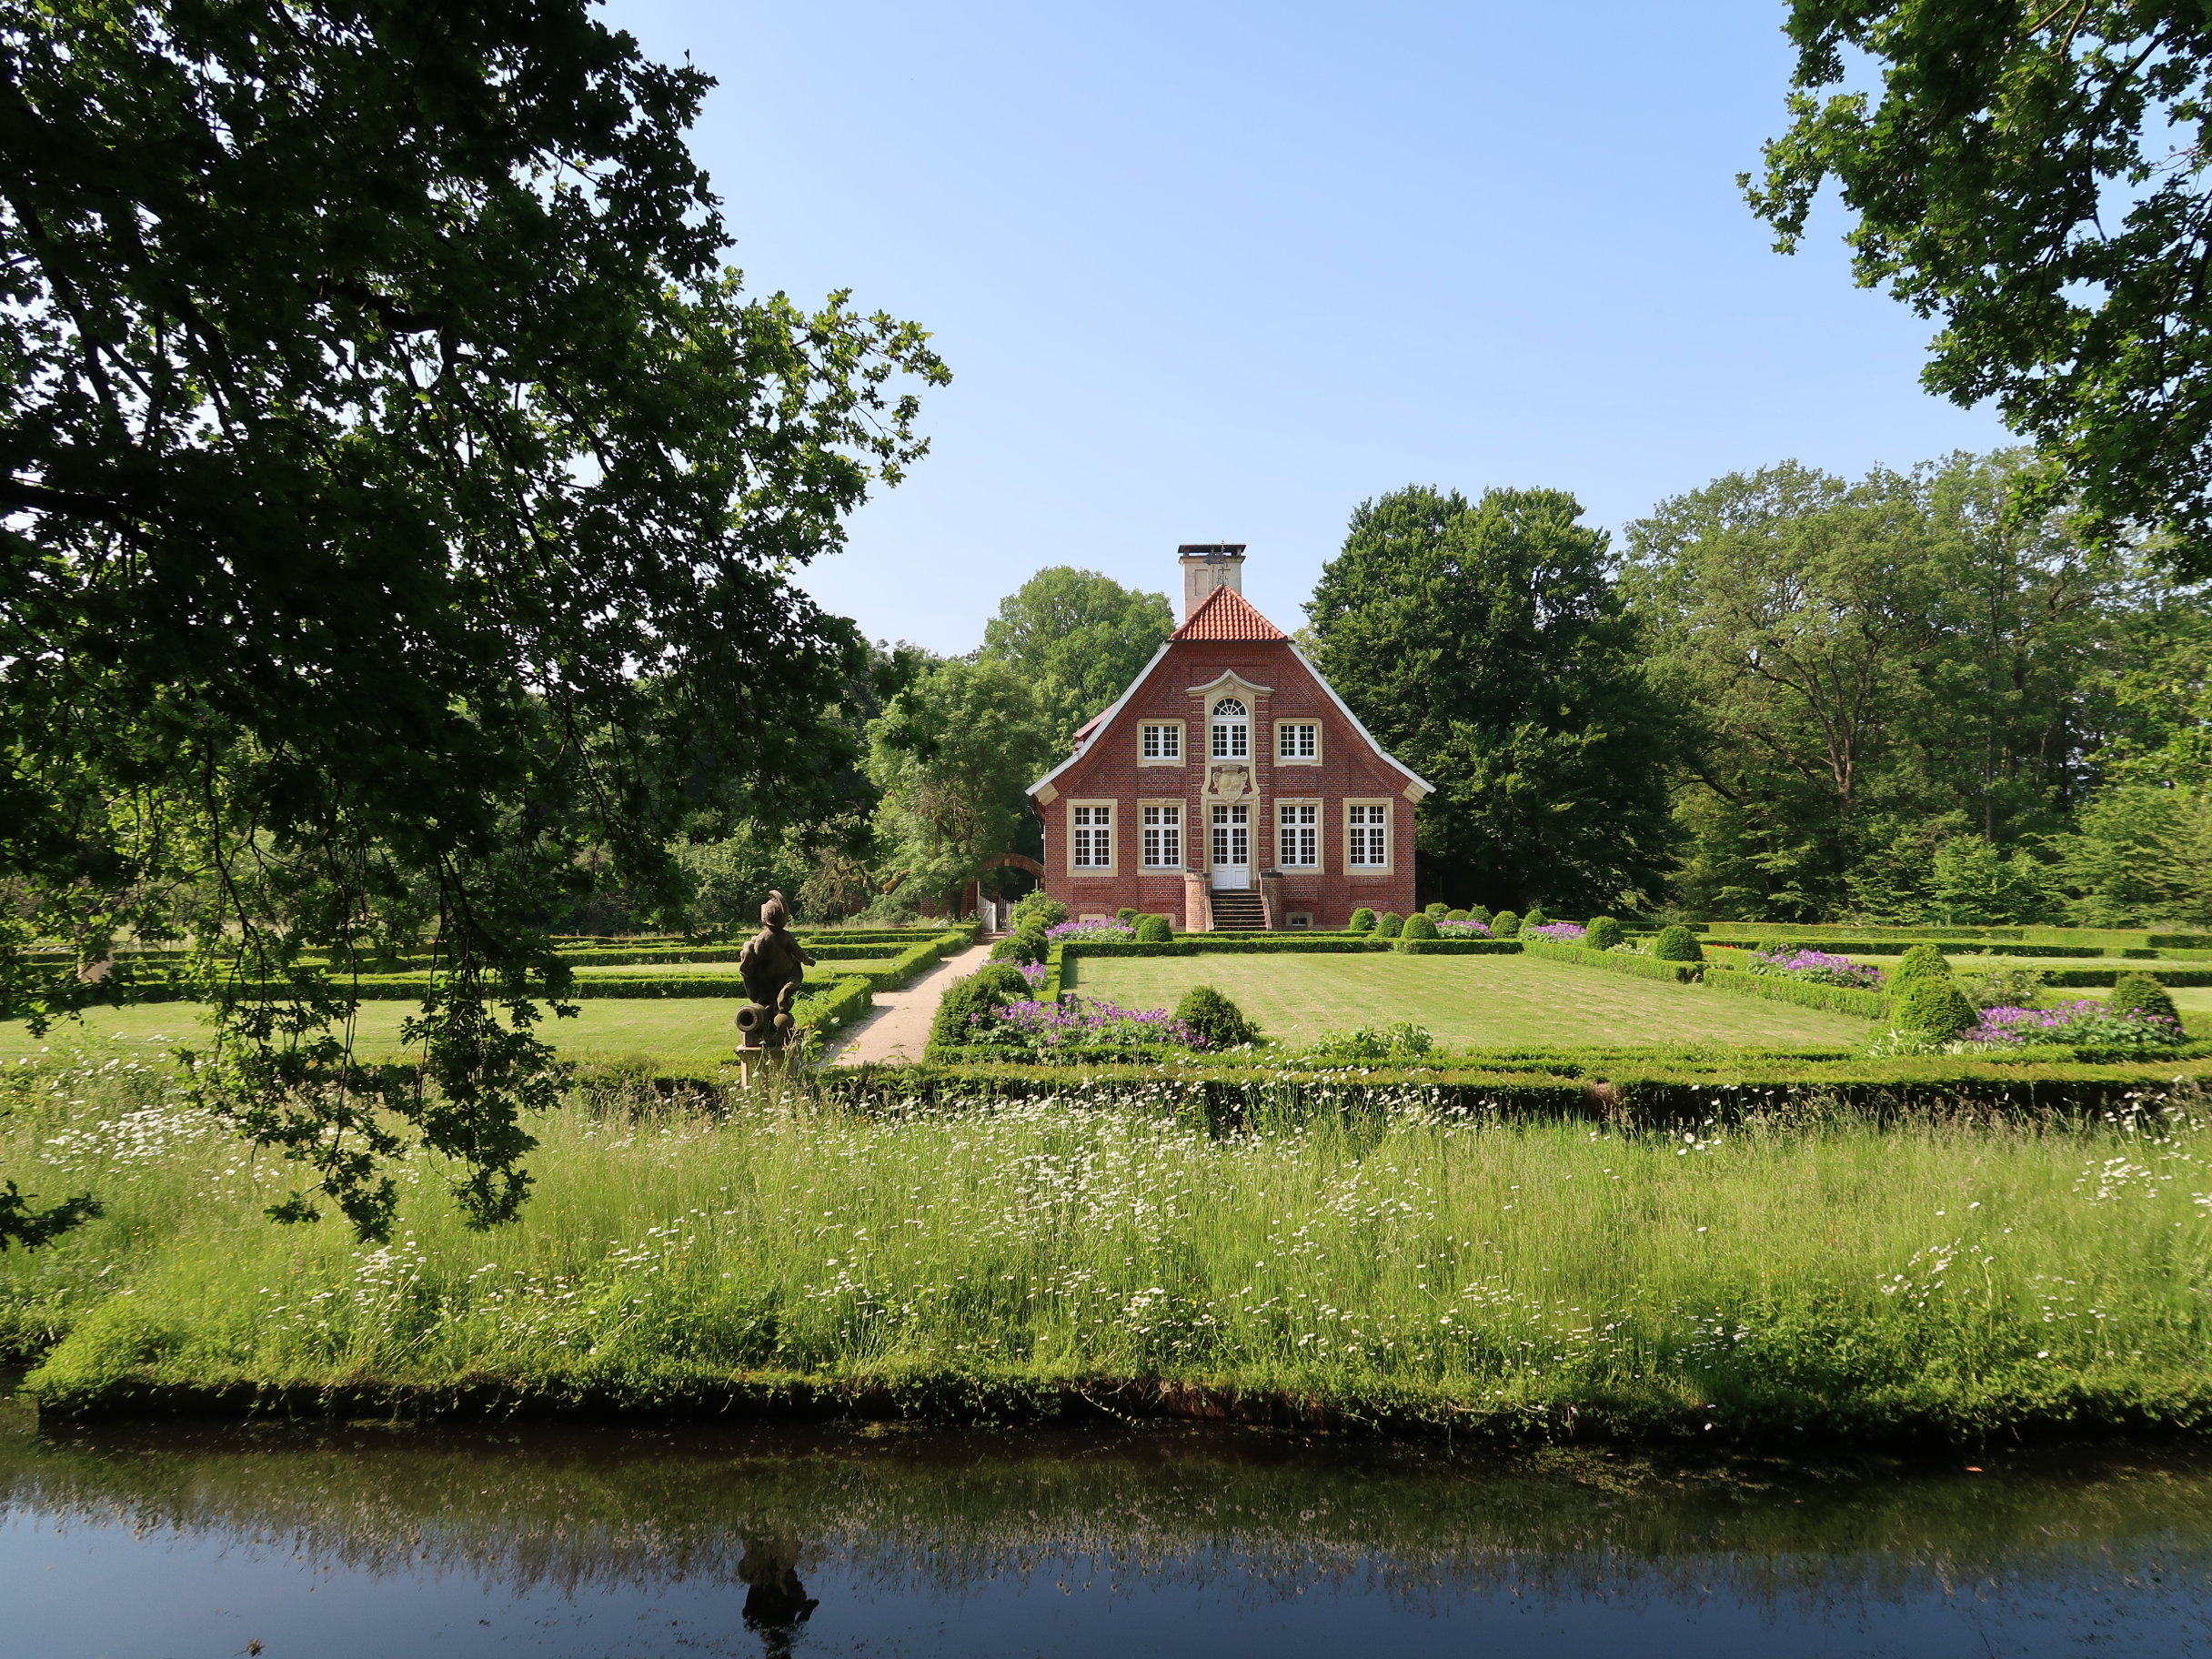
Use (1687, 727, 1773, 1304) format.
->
(5, 1058, 2208, 1444)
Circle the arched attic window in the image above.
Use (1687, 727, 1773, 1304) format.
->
(1211, 698, 1250, 759)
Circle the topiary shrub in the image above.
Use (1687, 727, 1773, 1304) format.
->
(1491, 910, 1521, 938)
(1523, 905, 1548, 928)
(990, 926, 1048, 966)
(1116, 907, 1138, 926)
(1176, 983, 1258, 1049)
(1402, 912, 1439, 940)
(1424, 902, 1450, 918)
(1467, 904, 1493, 925)
(1444, 909, 1469, 921)
(930, 962, 1031, 1049)
(1891, 943, 1953, 987)
(1893, 977, 1976, 1040)
(1584, 915, 1624, 951)
(1373, 911, 1403, 939)
(2108, 972, 2181, 1026)
(1134, 913, 1173, 943)
(1347, 907, 1377, 934)
(1009, 892, 1068, 932)
(1652, 924, 1704, 962)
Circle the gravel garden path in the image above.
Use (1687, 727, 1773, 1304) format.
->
(825, 938, 999, 1066)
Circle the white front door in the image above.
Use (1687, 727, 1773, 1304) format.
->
(1211, 805, 1250, 889)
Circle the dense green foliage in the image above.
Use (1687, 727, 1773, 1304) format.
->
(1892, 944, 1953, 989)
(1306, 486, 1680, 913)
(1627, 452, 2210, 928)
(1652, 925, 1704, 963)
(1347, 908, 1377, 935)
(0, 0, 946, 1237)
(1133, 914, 1172, 943)
(1748, 3, 2212, 576)
(979, 567, 1175, 749)
(1402, 912, 1439, 940)
(1585, 916, 1624, 951)
(866, 659, 1055, 911)
(1373, 912, 1403, 939)
(1173, 984, 1258, 1050)
(928, 963, 1029, 1051)
(1492, 910, 1521, 938)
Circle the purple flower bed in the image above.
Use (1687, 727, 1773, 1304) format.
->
(1747, 948, 1885, 990)
(1962, 1000, 2186, 1050)
(979, 994, 1204, 1050)
(1016, 960, 1048, 991)
(1043, 919, 1136, 942)
(1523, 921, 1586, 941)
(1436, 919, 1493, 938)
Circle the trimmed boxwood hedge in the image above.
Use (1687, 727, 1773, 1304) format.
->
(1517, 938, 1703, 984)
(1702, 966, 1890, 1021)
(1393, 939, 1524, 955)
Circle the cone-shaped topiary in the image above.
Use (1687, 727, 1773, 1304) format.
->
(2109, 972, 2180, 1025)
(1347, 908, 1376, 934)
(1176, 983, 1258, 1049)
(1585, 915, 1624, 951)
(930, 961, 1030, 1049)
(1891, 943, 1953, 987)
(1403, 912, 1439, 940)
(1491, 910, 1521, 938)
(1524, 905, 1548, 928)
(1116, 907, 1138, 925)
(1374, 911, 1403, 938)
(1424, 902, 1450, 918)
(1468, 904, 1493, 924)
(1445, 909, 1469, 921)
(1134, 913, 1172, 943)
(1653, 924, 1704, 962)
(1894, 977, 1976, 1039)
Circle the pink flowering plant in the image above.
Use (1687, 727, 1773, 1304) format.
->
(976, 994, 1205, 1051)
(1436, 919, 1493, 938)
(1523, 921, 1586, 941)
(1962, 1000, 2185, 1051)
(1748, 947, 1885, 990)
(1043, 919, 1136, 942)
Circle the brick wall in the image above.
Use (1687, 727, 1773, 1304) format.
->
(1036, 638, 1419, 928)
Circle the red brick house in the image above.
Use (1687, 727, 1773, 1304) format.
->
(1026, 546, 1428, 930)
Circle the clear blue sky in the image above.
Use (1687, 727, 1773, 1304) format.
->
(608, 0, 2012, 655)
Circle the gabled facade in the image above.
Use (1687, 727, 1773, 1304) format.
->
(1026, 546, 1428, 930)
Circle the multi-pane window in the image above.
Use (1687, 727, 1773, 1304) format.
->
(1071, 804, 1111, 868)
(1277, 801, 1318, 867)
(1347, 803, 1387, 867)
(1278, 721, 1318, 760)
(1141, 723, 1181, 760)
(1211, 698, 1249, 759)
(1141, 805, 1181, 868)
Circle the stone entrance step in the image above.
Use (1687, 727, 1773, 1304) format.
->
(1210, 889, 1266, 931)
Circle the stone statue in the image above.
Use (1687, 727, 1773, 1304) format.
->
(736, 890, 815, 1051)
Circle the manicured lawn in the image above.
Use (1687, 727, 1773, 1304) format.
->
(1070, 954, 1868, 1048)
(0, 1000, 754, 1071)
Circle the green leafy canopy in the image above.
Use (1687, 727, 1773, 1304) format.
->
(0, 0, 947, 1238)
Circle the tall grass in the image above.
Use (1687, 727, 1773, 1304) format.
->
(5, 1056, 2209, 1439)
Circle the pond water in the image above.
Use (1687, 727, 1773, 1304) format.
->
(4, 1393, 2209, 1657)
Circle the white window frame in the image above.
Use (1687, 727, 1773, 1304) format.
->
(1140, 801, 1184, 870)
(1066, 799, 1116, 876)
(1275, 720, 1321, 764)
(1276, 799, 1320, 868)
(1344, 799, 1392, 872)
(1210, 698, 1250, 760)
(1138, 720, 1184, 764)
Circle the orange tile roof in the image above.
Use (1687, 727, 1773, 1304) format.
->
(1171, 586, 1288, 641)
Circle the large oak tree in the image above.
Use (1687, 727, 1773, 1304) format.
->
(0, 0, 946, 1237)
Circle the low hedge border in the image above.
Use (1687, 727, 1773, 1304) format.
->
(1702, 939, 2163, 960)
(1516, 938, 1704, 985)
(1702, 966, 1891, 1021)
(1393, 939, 1523, 956)
(814, 1059, 2212, 1122)
(794, 975, 873, 1035)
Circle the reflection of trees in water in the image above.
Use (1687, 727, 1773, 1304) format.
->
(3, 1423, 2210, 1617)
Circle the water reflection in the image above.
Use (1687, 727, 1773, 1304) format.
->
(3, 1393, 2210, 1656)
